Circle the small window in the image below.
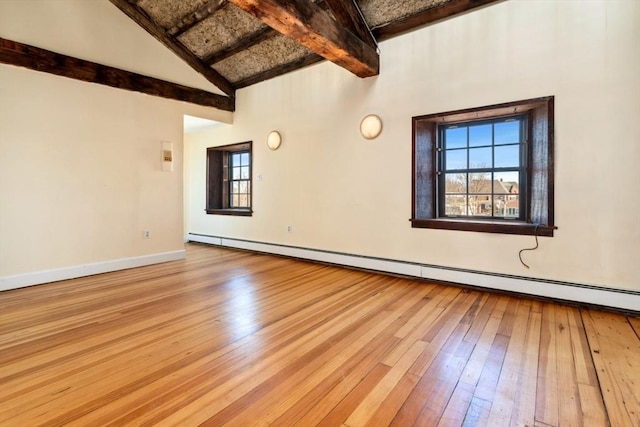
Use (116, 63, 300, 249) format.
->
(412, 97, 555, 236)
(228, 151, 251, 208)
(206, 141, 252, 216)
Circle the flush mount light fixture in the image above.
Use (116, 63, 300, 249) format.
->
(267, 130, 282, 150)
(360, 114, 383, 139)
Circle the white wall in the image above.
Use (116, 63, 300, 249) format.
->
(0, 0, 232, 282)
(185, 0, 640, 292)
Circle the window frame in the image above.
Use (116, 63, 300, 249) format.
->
(228, 150, 251, 209)
(437, 115, 527, 221)
(411, 97, 555, 236)
(206, 141, 253, 216)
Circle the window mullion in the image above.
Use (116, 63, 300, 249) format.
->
(465, 126, 470, 216)
(438, 128, 444, 217)
(491, 123, 495, 217)
(520, 116, 528, 221)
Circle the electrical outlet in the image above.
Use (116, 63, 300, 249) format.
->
(143, 230, 151, 239)
(287, 225, 292, 233)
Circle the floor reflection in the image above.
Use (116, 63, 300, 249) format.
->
(222, 276, 262, 345)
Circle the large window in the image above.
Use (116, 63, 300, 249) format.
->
(412, 97, 555, 236)
(206, 141, 252, 216)
(440, 116, 525, 219)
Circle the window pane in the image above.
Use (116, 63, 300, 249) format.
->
(232, 167, 240, 180)
(468, 194, 491, 216)
(445, 149, 467, 170)
(468, 172, 491, 194)
(231, 153, 241, 165)
(494, 145, 520, 168)
(445, 195, 466, 216)
(240, 166, 249, 179)
(469, 123, 492, 147)
(445, 127, 467, 149)
(239, 195, 248, 207)
(499, 195, 519, 217)
(231, 195, 239, 207)
(232, 181, 239, 193)
(495, 120, 520, 145)
(239, 181, 247, 193)
(240, 152, 250, 166)
(469, 147, 492, 169)
(494, 172, 519, 195)
(445, 173, 466, 193)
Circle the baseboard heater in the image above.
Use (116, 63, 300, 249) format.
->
(187, 233, 640, 313)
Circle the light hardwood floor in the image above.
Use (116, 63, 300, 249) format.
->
(0, 243, 638, 426)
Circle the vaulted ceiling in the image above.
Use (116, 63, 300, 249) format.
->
(0, 0, 501, 112)
(109, 0, 500, 97)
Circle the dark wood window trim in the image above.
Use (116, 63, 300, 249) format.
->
(412, 97, 555, 237)
(206, 141, 253, 216)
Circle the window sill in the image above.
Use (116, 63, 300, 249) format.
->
(411, 218, 555, 236)
(206, 208, 253, 217)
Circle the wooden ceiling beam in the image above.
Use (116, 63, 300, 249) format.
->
(373, 0, 503, 41)
(108, 0, 235, 98)
(168, 0, 227, 37)
(203, 0, 330, 66)
(227, 0, 378, 78)
(324, 0, 377, 49)
(204, 0, 336, 66)
(0, 38, 235, 111)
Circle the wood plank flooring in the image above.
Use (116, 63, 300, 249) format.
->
(0, 243, 638, 426)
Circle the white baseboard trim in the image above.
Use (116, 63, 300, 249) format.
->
(0, 250, 186, 292)
(188, 233, 640, 312)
